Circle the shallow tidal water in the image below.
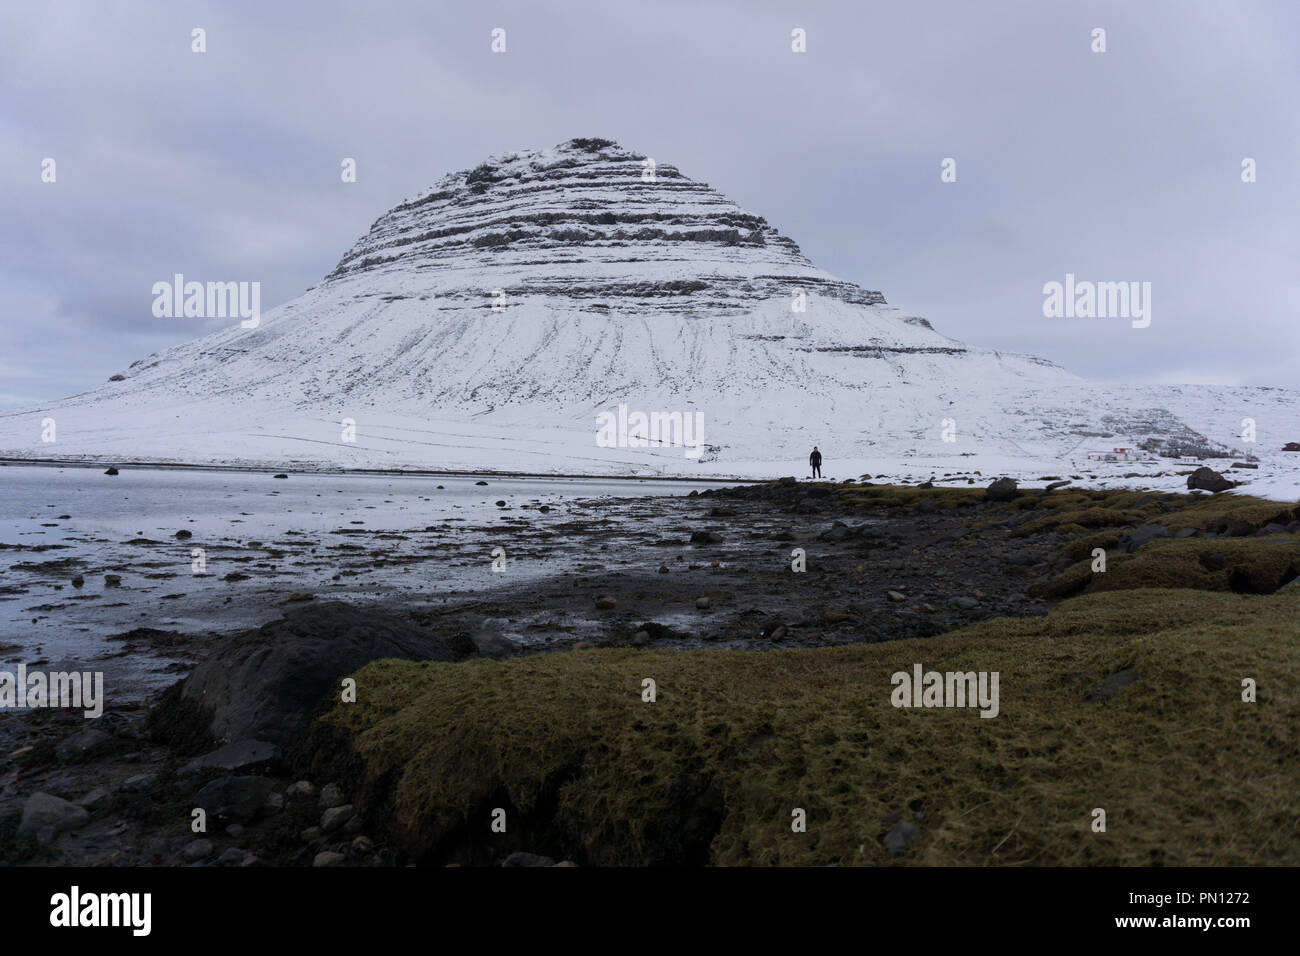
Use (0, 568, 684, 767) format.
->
(0, 463, 727, 700)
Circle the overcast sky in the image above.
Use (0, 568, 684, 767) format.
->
(2, 0, 1297, 408)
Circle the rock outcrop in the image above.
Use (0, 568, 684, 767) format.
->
(151, 602, 452, 751)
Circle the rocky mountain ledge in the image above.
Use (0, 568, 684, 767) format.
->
(325, 137, 887, 314)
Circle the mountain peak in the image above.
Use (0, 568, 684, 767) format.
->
(555, 136, 634, 154)
(323, 139, 886, 314)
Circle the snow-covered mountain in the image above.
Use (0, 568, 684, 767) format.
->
(2, 138, 1297, 492)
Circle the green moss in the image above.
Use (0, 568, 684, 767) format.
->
(314, 588, 1300, 867)
(1089, 490, 1166, 514)
(1029, 558, 1097, 599)
(1032, 493, 1300, 598)
(1150, 496, 1297, 533)
(1090, 537, 1300, 594)
(1038, 493, 1090, 510)
(840, 486, 985, 510)
(1061, 530, 1123, 562)
(1033, 538, 1300, 599)
(1014, 507, 1130, 536)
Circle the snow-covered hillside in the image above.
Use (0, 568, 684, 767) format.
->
(2, 138, 1297, 496)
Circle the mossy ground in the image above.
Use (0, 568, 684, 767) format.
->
(1022, 490, 1300, 599)
(841, 485, 985, 509)
(317, 590, 1298, 866)
(311, 485, 1299, 866)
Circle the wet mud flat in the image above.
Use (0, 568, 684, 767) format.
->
(0, 467, 725, 699)
(404, 480, 1063, 654)
(3, 477, 1298, 867)
(4, 472, 1050, 698)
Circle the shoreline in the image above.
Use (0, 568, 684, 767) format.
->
(0, 457, 766, 484)
(3, 477, 1297, 865)
(4, 453, 1296, 504)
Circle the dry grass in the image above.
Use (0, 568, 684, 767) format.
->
(314, 587, 1300, 866)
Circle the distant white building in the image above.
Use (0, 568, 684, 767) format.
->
(1086, 447, 1141, 462)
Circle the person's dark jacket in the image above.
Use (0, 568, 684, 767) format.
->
(810, 450, 822, 467)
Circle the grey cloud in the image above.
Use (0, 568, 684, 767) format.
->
(1, 0, 1296, 406)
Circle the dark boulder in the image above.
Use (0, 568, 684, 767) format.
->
(1208, 516, 1258, 537)
(1123, 524, 1173, 553)
(152, 602, 453, 750)
(689, 530, 723, 544)
(19, 793, 89, 842)
(1187, 467, 1234, 493)
(985, 477, 1019, 502)
(55, 727, 113, 763)
(180, 739, 280, 776)
(819, 522, 851, 542)
(194, 776, 275, 823)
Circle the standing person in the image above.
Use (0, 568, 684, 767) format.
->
(810, 445, 822, 479)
